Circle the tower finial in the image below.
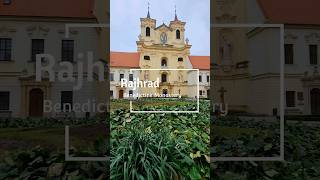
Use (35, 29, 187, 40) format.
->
(147, 1, 150, 18)
(174, 5, 178, 21)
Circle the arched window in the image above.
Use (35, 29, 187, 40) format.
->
(161, 73, 167, 82)
(176, 29, 180, 39)
(146, 27, 150, 37)
(161, 58, 167, 67)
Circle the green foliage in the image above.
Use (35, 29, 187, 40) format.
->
(111, 100, 210, 179)
(211, 117, 320, 179)
(111, 127, 186, 179)
(0, 140, 108, 179)
(0, 117, 105, 128)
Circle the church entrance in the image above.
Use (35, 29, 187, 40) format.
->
(311, 88, 320, 115)
(29, 88, 44, 117)
(119, 90, 124, 99)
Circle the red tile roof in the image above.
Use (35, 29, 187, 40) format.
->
(258, 0, 320, 25)
(0, 0, 95, 19)
(110, 52, 140, 68)
(189, 56, 210, 70)
(110, 52, 209, 69)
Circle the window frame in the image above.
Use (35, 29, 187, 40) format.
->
(129, 90, 133, 96)
(61, 91, 73, 112)
(176, 29, 181, 39)
(144, 55, 150, 60)
(161, 59, 167, 67)
(61, 40, 74, 62)
(286, 91, 295, 107)
(31, 39, 45, 61)
(119, 74, 124, 82)
(129, 74, 134, 81)
(199, 90, 203, 96)
(0, 38, 12, 61)
(309, 44, 318, 65)
(161, 73, 167, 83)
(0, 91, 10, 111)
(146, 27, 150, 37)
(284, 44, 294, 64)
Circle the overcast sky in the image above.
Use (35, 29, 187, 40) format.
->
(110, 0, 210, 56)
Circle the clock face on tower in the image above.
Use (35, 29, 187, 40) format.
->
(160, 32, 167, 44)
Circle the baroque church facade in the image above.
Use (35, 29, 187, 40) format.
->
(213, 0, 320, 116)
(110, 9, 210, 99)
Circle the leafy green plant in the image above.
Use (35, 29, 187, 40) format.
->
(110, 100, 210, 179)
(211, 118, 320, 179)
(0, 145, 108, 179)
(111, 126, 190, 179)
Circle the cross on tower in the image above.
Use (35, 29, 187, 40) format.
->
(218, 87, 227, 104)
(174, 5, 178, 21)
(147, 1, 150, 18)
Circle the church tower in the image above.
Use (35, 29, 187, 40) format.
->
(139, 3, 156, 42)
(136, 4, 192, 97)
(168, 6, 186, 46)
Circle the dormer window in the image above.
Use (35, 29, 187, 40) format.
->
(3, 0, 11, 5)
(176, 30, 180, 39)
(146, 27, 150, 37)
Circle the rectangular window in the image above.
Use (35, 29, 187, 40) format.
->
(129, 74, 133, 81)
(199, 90, 203, 96)
(110, 73, 114, 81)
(61, 40, 74, 62)
(0, 92, 10, 110)
(120, 74, 124, 81)
(199, 75, 202, 82)
(129, 90, 133, 96)
(31, 39, 44, 61)
(110, 90, 113, 97)
(144, 56, 150, 60)
(61, 91, 73, 112)
(207, 75, 209, 82)
(0, 38, 12, 61)
(309, 44, 318, 65)
(285, 44, 294, 64)
(286, 91, 295, 107)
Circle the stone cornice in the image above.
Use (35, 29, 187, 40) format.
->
(137, 41, 191, 51)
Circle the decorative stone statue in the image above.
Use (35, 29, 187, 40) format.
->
(219, 35, 232, 64)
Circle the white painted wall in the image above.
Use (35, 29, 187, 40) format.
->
(0, 20, 101, 118)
